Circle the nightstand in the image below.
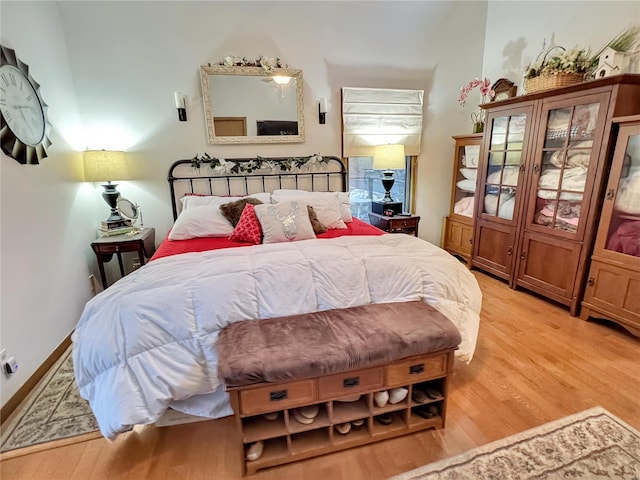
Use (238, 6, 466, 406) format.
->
(91, 227, 156, 288)
(368, 212, 420, 236)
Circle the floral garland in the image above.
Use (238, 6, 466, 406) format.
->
(190, 153, 326, 174)
(209, 55, 287, 72)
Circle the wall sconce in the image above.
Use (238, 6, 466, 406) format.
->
(319, 98, 328, 125)
(174, 92, 188, 121)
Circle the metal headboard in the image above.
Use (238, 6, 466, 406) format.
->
(168, 156, 347, 220)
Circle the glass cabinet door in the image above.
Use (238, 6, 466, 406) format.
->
(532, 101, 602, 234)
(604, 131, 640, 258)
(482, 114, 526, 220)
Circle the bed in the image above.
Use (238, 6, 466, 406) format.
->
(72, 155, 482, 440)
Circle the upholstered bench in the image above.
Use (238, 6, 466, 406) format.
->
(217, 301, 461, 475)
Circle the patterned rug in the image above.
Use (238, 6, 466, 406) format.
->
(389, 407, 640, 479)
(0, 346, 99, 455)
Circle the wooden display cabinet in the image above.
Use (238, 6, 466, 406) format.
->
(472, 75, 640, 315)
(442, 133, 483, 265)
(227, 349, 455, 475)
(581, 115, 640, 336)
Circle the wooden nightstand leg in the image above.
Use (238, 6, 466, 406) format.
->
(97, 260, 108, 289)
(117, 252, 125, 277)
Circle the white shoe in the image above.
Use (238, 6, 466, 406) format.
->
(374, 390, 389, 408)
(246, 441, 264, 461)
(299, 404, 320, 419)
(335, 422, 351, 435)
(388, 387, 408, 404)
(293, 409, 315, 425)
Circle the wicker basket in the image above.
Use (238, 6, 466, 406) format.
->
(524, 73, 585, 94)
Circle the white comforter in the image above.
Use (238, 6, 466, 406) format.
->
(72, 234, 482, 439)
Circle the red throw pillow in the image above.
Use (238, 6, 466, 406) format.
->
(229, 204, 262, 244)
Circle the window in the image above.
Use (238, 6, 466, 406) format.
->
(341, 87, 423, 221)
(348, 156, 411, 221)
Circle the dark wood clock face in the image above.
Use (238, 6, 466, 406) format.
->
(0, 44, 51, 164)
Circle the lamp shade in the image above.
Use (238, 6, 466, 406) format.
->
(373, 144, 405, 170)
(83, 150, 130, 182)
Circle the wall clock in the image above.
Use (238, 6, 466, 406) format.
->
(490, 78, 517, 102)
(0, 44, 52, 164)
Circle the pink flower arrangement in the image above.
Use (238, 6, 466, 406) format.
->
(458, 77, 495, 106)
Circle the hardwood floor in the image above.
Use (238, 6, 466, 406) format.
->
(2, 271, 639, 480)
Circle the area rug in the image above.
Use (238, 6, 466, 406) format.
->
(389, 407, 640, 480)
(0, 345, 100, 456)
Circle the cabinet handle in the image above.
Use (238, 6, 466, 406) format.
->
(409, 364, 425, 375)
(587, 277, 595, 287)
(520, 251, 527, 260)
(606, 189, 615, 200)
(519, 164, 525, 173)
(533, 164, 540, 174)
(469, 238, 473, 244)
(269, 390, 288, 401)
(343, 377, 360, 388)
(507, 246, 513, 256)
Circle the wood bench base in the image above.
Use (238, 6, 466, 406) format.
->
(227, 348, 456, 475)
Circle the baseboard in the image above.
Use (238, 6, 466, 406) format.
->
(0, 334, 72, 425)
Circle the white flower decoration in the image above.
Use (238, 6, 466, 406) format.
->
(213, 158, 232, 173)
(259, 56, 276, 72)
(223, 56, 234, 67)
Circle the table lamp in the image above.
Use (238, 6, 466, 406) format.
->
(373, 144, 405, 203)
(83, 150, 130, 229)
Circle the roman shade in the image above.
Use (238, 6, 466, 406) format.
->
(342, 87, 424, 157)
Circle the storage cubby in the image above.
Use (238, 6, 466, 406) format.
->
(228, 348, 456, 475)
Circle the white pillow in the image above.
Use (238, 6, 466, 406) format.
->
(456, 179, 477, 192)
(334, 191, 353, 222)
(459, 168, 477, 180)
(254, 201, 316, 244)
(168, 205, 233, 240)
(181, 192, 271, 210)
(271, 190, 347, 229)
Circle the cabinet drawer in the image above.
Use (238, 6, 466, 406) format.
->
(239, 379, 316, 416)
(93, 242, 140, 254)
(390, 218, 418, 229)
(386, 353, 448, 387)
(318, 367, 384, 400)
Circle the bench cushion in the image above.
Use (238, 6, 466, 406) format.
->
(217, 301, 461, 387)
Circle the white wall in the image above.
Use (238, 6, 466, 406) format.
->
(55, 1, 489, 245)
(0, 1, 97, 405)
(482, 1, 640, 93)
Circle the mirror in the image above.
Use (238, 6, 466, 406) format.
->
(200, 65, 305, 144)
(117, 197, 143, 228)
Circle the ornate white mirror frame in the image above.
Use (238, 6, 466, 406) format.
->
(200, 65, 305, 144)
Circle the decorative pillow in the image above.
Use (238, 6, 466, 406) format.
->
(254, 201, 316, 244)
(168, 205, 233, 240)
(180, 192, 271, 211)
(307, 205, 327, 234)
(229, 204, 262, 244)
(220, 198, 264, 227)
(271, 190, 347, 229)
(273, 189, 352, 223)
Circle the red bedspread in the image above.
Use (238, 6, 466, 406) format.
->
(151, 217, 384, 261)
